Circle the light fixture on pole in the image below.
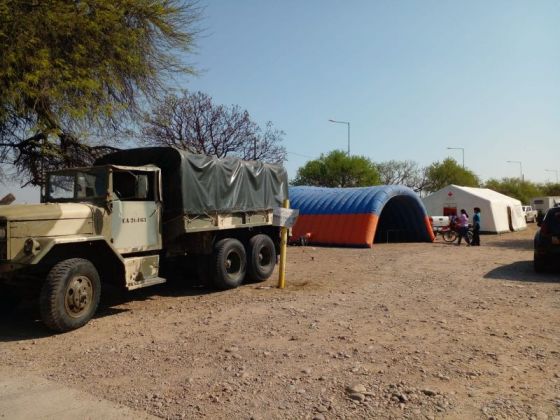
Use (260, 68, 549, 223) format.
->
(328, 119, 350, 156)
(446, 147, 464, 168)
(506, 160, 523, 180)
(545, 169, 559, 183)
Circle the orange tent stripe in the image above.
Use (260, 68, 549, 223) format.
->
(424, 215, 436, 242)
(292, 214, 378, 247)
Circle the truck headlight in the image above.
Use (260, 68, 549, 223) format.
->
(24, 238, 40, 255)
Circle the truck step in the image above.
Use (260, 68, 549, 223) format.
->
(126, 276, 166, 291)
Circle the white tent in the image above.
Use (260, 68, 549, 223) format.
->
(422, 185, 527, 233)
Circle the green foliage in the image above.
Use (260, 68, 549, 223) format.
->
(541, 183, 560, 196)
(425, 158, 480, 192)
(0, 0, 199, 185)
(485, 178, 543, 203)
(292, 150, 380, 187)
(484, 178, 543, 204)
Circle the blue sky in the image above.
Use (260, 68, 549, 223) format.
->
(181, 0, 559, 181)
(5, 0, 560, 202)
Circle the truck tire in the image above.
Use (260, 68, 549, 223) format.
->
(40, 258, 101, 332)
(213, 238, 246, 290)
(0, 284, 20, 316)
(247, 234, 276, 283)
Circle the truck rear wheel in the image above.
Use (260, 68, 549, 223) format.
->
(213, 238, 246, 290)
(247, 234, 276, 283)
(40, 258, 101, 332)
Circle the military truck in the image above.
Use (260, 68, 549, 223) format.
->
(0, 147, 288, 332)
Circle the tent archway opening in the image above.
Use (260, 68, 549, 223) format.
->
(289, 185, 434, 247)
(374, 195, 429, 243)
(507, 206, 514, 231)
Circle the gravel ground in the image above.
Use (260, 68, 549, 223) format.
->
(1, 224, 559, 419)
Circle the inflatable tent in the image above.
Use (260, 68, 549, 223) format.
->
(289, 185, 435, 247)
(422, 184, 526, 233)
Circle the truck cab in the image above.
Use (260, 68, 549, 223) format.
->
(0, 164, 165, 332)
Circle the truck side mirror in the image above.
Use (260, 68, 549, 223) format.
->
(76, 176, 87, 198)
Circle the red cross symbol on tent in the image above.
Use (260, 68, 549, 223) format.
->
(447, 191, 453, 197)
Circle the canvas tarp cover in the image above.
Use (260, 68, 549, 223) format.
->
(95, 147, 288, 215)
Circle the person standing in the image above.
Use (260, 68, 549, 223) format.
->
(472, 207, 481, 246)
(457, 209, 471, 246)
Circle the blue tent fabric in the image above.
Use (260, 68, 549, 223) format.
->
(289, 185, 423, 215)
(289, 185, 434, 245)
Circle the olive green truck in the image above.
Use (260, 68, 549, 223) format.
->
(0, 147, 288, 332)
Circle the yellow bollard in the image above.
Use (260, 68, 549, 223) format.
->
(278, 198, 289, 289)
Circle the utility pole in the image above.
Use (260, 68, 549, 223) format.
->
(328, 119, 351, 156)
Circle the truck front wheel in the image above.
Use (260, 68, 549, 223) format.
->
(213, 238, 246, 290)
(247, 234, 276, 283)
(40, 258, 101, 332)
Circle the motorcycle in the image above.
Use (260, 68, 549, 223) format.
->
(435, 223, 473, 243)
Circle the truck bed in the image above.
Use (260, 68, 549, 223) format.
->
(164, 209, 273, 235)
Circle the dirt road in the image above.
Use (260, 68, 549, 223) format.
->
(1, 225, 559, 419)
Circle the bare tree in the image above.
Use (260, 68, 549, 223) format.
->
(376, 160, 430, 193)
(0, 122, 119, 187)
(141, 91, 287, 163)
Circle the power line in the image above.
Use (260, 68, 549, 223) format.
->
(286, 151, 316, 159)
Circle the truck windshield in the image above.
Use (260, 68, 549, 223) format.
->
(47, 168, 107, 202)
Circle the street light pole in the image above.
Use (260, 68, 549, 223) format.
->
(446, 147, 464, 168)
(328, 119, 351, 156)
(506, 160, 523, 181)
(545, 169, 559, 183)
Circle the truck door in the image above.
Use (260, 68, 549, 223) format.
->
(110, 168, 162, 253)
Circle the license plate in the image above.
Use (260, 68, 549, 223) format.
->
(552, 236, 560, 245)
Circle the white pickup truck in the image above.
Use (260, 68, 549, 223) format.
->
(522, 205, 538, 223)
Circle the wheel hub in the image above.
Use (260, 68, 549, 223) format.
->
(65, 276, 93, 318)
(258, 248, 271, 266)
(225, 251, 241, 274)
